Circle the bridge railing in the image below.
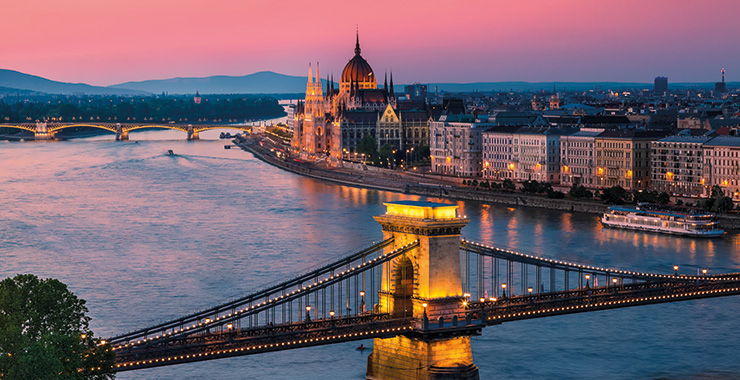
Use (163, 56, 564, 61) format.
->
(109, 239, 419, 352)
(458, 240, 735, 304)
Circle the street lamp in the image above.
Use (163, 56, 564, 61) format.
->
(527, 287, 533, 295)
(501, 283, 507, 298)
(702, 269, 708, 276)
(612, 278, 618, 289)
(585, 274, 591, 288)
(360, 291, 366, 312)
(305, 305, 312, 322)
(674, 265, 679, 276)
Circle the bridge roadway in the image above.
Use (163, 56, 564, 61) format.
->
(0, 122, 252, 140)
(110, 239, 740, 371)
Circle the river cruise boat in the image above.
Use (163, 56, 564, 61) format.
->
(601, 203, 724, 237)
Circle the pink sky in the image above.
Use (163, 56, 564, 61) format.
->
(1, 0, 737, 86)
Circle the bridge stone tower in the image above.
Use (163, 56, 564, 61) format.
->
(367, 201, 478, 380)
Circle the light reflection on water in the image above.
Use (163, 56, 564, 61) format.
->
(1, 131, 740, 379)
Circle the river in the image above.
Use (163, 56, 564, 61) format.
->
(1, 130, 740, 379)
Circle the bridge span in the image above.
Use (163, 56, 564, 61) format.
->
(107, 201, 740, 379)
(0, 122, 252, 140)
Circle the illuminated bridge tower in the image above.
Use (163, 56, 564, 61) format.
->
(368, 201, 478, 380)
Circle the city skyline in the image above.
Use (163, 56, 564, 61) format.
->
(1, 0, 738, 86)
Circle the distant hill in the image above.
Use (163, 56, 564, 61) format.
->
(0, 69, 148, 95)
(0, 86, 48, 96)
(429, 81, 740, 93)
(110, 71, 334, 95)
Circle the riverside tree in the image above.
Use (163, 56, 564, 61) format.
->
(0, 274, 115, 379)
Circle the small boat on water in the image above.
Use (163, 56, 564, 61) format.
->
(166, 149, 174, 156)
(601, 203, 724, 237)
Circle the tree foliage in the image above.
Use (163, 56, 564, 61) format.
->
(356, 135, 378, 158)
(0, 274, 115, 379)
(0, 95, 284, 124)
(600, 186, 630, 205)
(568, 185, 593, 199)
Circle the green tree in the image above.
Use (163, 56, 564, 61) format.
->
(502, 179, 516, 191)
(712, 196, 734, 213)
(356, 135, 378, 158)
(569, 185, 593, 199)
(0, 274, 114, 379)
(600, 186, 630, 205)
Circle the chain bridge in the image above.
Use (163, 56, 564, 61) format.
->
(0, 122, 251, 140)
(107, 201, 740, 380)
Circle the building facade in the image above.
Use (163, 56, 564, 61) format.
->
(560, 129, 603, 188)
(430, 114, 492, 177)
(594, 131, 667, 190)
(292, 33, 430, 163)
(651, 135, 710, 196)
(703, 136, 740, 199)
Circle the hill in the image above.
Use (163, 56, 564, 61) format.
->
(110, 71, 333, 95)
(0, 69, 148, 96)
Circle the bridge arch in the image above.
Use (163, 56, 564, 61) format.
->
(47, 123, 118, 134)
(0, 124, 38, 134)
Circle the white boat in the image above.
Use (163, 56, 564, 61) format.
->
(601, 203, 724, 237)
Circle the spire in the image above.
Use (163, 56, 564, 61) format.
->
(326, 74, 330, 98)
(722, 68, 726, 83)
(331, 74, 335, 94)
(307, 63, 313, 93)
(389, 72, 395, 98)
(354, 28, 361, 55)
(384, 72, 388, 90)
(316, 61, 320, 87)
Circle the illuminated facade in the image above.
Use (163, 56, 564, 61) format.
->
(703, 136, 740, 199)
(651, 135, 710, 196)
(594, 130, 666, 190)
(559, 129, 603, 187)
(292, 33, 428, 163)
(430, 114, 492, 177)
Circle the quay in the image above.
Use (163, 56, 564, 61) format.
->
(233, 135, 740, 230)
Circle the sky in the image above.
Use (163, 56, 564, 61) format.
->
(1, 0, 738, 86)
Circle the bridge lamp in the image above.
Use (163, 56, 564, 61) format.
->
(612, 278, 618, 286)
(226, 323, 233, 330)
(329, 310, 335, 318)
(360, 291, 365, 298)
(585, 274, 591, 288)
(527, 287, 533, 295)
(674, 265, 679, 275)
(501, 283, 507, 298)
(480, 297, 486, 303)
(702, 269, 708, 276)
(205, 318, 211, 324)
(305, 305, 312, 322)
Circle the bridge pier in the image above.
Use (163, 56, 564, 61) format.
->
(187, 125, 199, 140)
(115, 124, 129, 141)
(34, 122, 54, 140)
(368, 201, 478, 380)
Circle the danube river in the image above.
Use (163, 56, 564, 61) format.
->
(2, 130, 740, 379)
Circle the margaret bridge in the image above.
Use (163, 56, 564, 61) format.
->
(106, 201, 740, 380)
(0, 122, 252, 140)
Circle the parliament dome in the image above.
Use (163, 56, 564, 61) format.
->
(340, 33, 376, 89)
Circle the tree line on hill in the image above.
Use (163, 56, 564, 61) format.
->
(0, 95, 285, 124)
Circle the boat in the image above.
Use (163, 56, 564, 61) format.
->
(600, 203, 724, 237)
(166, 149, 174, 156)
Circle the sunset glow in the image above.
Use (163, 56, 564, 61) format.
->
(1, 0, 738, 85)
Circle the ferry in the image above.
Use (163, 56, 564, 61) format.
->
(601, 203, 724, 237)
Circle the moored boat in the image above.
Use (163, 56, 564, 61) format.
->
(601, 203, 724, 237)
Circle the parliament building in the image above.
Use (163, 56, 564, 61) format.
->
(291, 33, 430, 164)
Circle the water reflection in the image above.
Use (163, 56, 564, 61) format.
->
(2, 132, 740, 380)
